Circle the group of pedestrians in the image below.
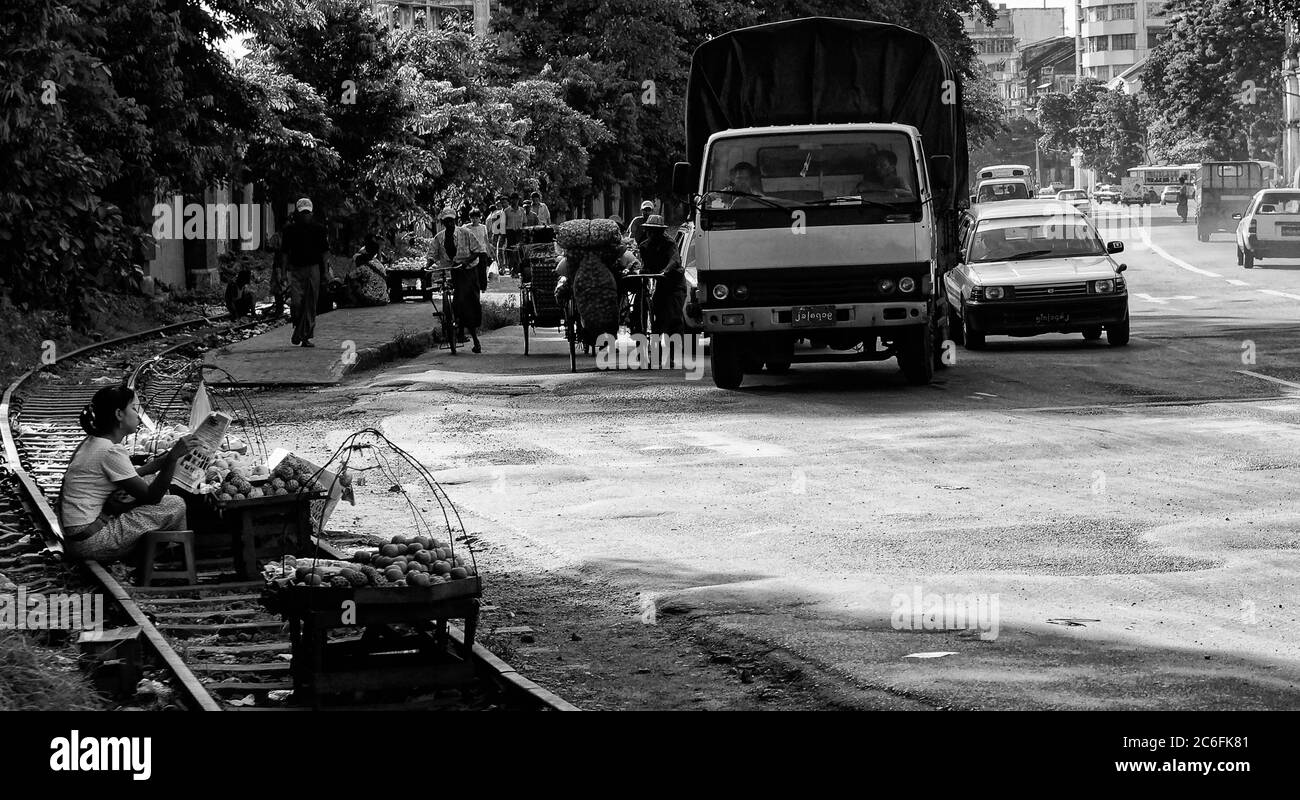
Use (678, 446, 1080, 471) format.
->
(484, 190, 550, 277)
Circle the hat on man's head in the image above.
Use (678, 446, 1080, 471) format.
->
(438, 208, 456, 221)
(640, 200, 654, 210)
(642, 214, 667, 228)
(296, 198, 313, 212)
(530, 190, 542, 198)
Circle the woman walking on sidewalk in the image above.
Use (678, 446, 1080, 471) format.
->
(1176, 176, 1189, 224)
(427, 209, 485, 353)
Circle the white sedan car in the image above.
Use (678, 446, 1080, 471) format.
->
(1234, 189, 1300, 269)
(1055, 188, 1090, 215)
(945, 201, 1130, 348)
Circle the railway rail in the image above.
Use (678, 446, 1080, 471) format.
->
(1, 309, 574, 712)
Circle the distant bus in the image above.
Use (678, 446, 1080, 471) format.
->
(1126, 164, 1200, 188)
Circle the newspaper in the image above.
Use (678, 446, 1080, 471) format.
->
(170, 411, 232, 492)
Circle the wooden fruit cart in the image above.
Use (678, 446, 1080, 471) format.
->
(261, 576, 481, 708)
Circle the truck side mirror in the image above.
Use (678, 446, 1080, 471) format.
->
(1232, 212, 1243, 220)
(1107, 241, 1124, 254)
(969, 195, 978, 205)
(1116, 263, 1127, 273)
(672, 162, 694, 196)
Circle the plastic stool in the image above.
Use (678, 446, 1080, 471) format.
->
(138, 530, 198, 586)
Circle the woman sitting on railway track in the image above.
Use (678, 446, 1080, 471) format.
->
(59, 385, 196, 562)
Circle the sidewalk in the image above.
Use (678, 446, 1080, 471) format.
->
(204, 302, 444, 385)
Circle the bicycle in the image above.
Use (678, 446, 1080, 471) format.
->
(423, 266, 458, 355)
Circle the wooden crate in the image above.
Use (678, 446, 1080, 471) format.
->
(177, 490, 326, 579)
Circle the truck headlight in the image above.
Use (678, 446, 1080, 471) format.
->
(898, 277, 916, 293)
(877, 278, 896, 294)
(985, 286, 1005, 300)
(711, 284, 729, 300)
(1093, 279, 1115, 294)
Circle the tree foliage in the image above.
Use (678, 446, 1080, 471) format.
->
(1144, 0, 1285, 163)
(1036, 80, 1144, 181)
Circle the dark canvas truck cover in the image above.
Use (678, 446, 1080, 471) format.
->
(684, 16, 968, 210)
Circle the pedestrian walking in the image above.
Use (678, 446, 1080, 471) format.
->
(427, 208, 485, 353)
(485, 195, 507, 272)
(523, 199, 540, 228)
(464, 208, 491, 291)
(281, 197, 330, 347)
(530, 190, 551, 226)
(504, 193, 526, 276)
(1176, 176, 1189, 223)
(628, 200, 654, 246)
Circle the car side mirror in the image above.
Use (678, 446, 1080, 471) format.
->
(1116, 263, 1128, 273)
(1107, 241, 1124, 254)
(969, 195, 978, 205)
(1232, 212, 1243, 220)
(672, 162, 694, 196)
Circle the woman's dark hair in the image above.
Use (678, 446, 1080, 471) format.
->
(80, 385, 135, 436)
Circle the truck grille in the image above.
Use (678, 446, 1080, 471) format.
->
(1014, 282, 1088, 300)
(702, 263, 928, 307)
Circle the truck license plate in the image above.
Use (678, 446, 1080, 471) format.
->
(1036, 312, 1069, 324)
(1282, 225, 1300, 237)
(791, 305, 836, 327)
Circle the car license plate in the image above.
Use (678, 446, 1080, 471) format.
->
(1036, 312, 1069, 324)
(1282, 225, 1300, 237)
(791, 305, 836, 327)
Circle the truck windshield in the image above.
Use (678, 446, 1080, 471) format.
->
(703, 131, 918, 209)
(970, 216, 1106, 262)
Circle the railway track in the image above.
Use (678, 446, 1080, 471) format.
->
(1, 309, 574, 711)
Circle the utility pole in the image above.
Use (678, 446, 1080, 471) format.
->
(1285, 19, 1300, 185)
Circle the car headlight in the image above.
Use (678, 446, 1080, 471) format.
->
(898, 277, 916, 293)
(985, 286, 1005, 300)
(711, 284, 729, 300)
(1094, 279, 1114, 294)
(877, 278, 896, 294)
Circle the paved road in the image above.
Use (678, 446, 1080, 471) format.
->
(344, 202, 1300, 709)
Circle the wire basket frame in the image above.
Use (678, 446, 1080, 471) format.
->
(126, 358, 271, 467)
(290, 428, 479, 577)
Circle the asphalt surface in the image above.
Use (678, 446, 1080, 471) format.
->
(315, 202, 1300, 710)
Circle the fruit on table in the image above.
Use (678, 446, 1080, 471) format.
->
(290, 535, 477, 587)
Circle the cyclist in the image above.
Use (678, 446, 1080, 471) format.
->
(427, 208, 485, 353)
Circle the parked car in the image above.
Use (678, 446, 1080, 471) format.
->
(1092, 184, 1120, 203)
(1055, 188, 1090, 215)
(1234, 189, 1300, 269)
(1037, 187, 1057, 199)
(945, 200, 1130, 348)
(1160, 185, 1181, 204)
(1121, 188, 1159, 206)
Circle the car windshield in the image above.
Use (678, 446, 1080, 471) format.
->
(970, 216, 1107, 262)
(1256, 193, 1300, 213)
(703, 130, 919, 209)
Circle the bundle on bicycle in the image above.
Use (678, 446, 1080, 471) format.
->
(518, 226, 581, 371)
(555, 219, 638, 346)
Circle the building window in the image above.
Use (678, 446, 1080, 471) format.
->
(1088, 36, 1110, 52)
(1112, 33, 1136, 50)
(1146, 27, 1164, 46)
(1089, 6, 1110, 22)
(1113, 4, 1136, 20)
(1147, 1, 1167, 18)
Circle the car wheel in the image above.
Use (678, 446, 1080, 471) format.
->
(896, 325, 935, 385)
(1107, 314, 1130, 347)
(947, 300, 965, 346)
(709, 334, 744, 389)
(1082, 325, 1102, 341)
(1243, 249, 1254, 269)
(962, 303, 985, 350)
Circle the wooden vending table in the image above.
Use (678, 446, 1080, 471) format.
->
(180, 490, 325, 579)
(262, 578, 482, 707)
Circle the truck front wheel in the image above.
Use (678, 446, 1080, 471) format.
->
(710, 334, 745, 389)
(896, 325, 934, 385)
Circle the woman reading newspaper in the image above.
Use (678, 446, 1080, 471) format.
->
(59, 386, 198, 562)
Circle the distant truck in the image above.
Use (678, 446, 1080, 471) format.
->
(1198, 161, 1271, 242)
(673, 17, 968, 388)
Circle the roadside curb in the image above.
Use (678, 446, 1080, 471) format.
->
(347, 327, 441, 374)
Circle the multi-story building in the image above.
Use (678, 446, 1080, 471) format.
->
(965, 4, 1066, 115)
(372, 1, 495, 36)
(1076, 0, 1168, 89)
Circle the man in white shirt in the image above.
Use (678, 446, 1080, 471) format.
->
(464, 208, 491, 290)
(530, 190, 551, 226)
